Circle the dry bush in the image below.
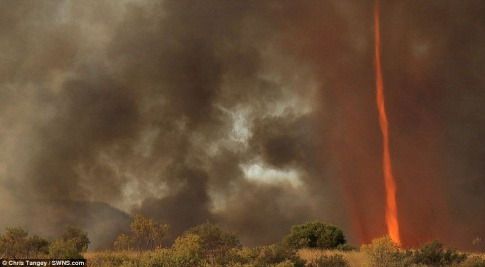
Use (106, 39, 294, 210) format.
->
(112, 214, 169, 251)
(298, 249, 367, 267)
(0, 227, 29, 258)
(130, 214, 169, 250)
(87, 251, 137, 267)
(49, 226, 90, 259)
(361, 236, 411, 267)
(181, 223, 241, 265)
(306, 254, 349, 267)
(0, 227, 50, 258)
(461, 255, 485, 267)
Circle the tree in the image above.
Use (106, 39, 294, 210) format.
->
(284, 222, 346, 249)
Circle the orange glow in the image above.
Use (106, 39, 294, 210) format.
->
(374, 0, 401, 245)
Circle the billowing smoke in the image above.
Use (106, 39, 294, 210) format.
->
(0, 0, 483, 251)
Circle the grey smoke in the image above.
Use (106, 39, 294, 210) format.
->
(0, 0, 483, 251)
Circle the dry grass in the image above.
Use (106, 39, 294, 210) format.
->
(84, 248, 485, 267)
(298, 248, 368, 267)
(83, 250, 147, 260)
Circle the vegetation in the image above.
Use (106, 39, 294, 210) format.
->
(2, 218, 484, 267)
(284, 222, 346, 249)
(0, 227, 49, 258)
(306, 254, 349, 267)
(412, 240, 467, 266)
(361, 236, 411, 267)
(0, 226, 88, 259)
(461, 256, 485, 267)
(183, 223, 240, 262)
(48, 226, 90, 259)
(362, 236, 472, 267)
(101, 222, 305, 266)
(114, 214, 169, 251)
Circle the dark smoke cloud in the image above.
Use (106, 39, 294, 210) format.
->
(0, 0, 484, 251)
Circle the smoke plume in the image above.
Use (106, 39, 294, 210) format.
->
(0, 0, 483, 251)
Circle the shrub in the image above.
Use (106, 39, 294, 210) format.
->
(131, 214, 169, 250)
(26, 235, 50, 257)
(0, 227, 29, 258)
(184, 223, 241, 264)
(61, 226, 90, 252)
(49, 226, 90, 259)
(142, 248, 177, 267)
(89, 252, 133, 267)
(252, 244, 306, 267)
(172, 234, 203, 259)
(185, 223, 241, 251)
(336, 243, 355, 251)
(361, 236, 411, 267)
(135, 234, 209, 267)
(411, 241, 467, 266)
(307, 254, 349, 267)
(114, 214, 169, 251)
(230, 247, 259, 265)
(461, 256, 485, 267)
(273, 260, 296, 267)
(114, 233, 133, 251)
(145, 246, 208, 267)
(284, 222, 346, 249)
(49, 239, 83, 259)
(0, 228, 50, 258)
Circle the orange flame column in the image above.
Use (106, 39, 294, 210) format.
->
(374, 0, 401, 245)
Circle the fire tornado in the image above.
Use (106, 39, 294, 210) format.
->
(374, 0, 401, 245)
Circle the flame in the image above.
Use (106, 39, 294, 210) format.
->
(374, 0, 401, 245)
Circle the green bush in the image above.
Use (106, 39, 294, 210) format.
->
(284, 222, 346, 249)
(411, 241, 466, 266)
(361, 236, 411, 267)
(307, 254, 349, 267)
